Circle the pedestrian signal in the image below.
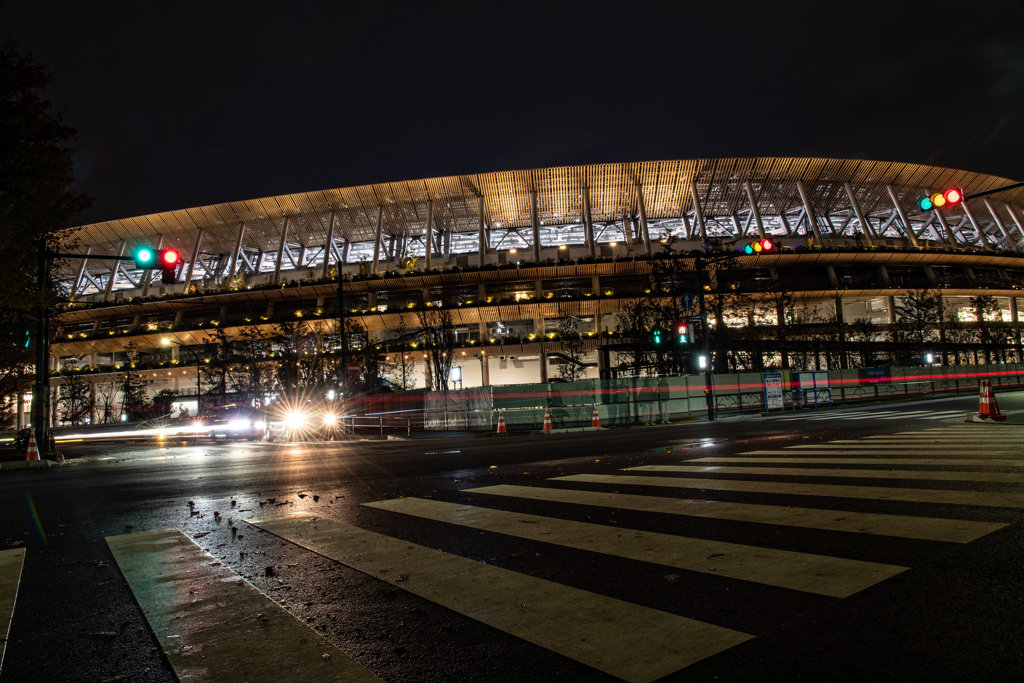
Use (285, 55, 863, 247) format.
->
(917, 188, 964, 211)
(652, 329, 663, 345)
(741, 238, 776, 254)
(675, 321, 689, 344)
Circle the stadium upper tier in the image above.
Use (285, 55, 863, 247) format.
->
(64, 158, 1024, 298)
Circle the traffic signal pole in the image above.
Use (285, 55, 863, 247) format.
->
(696, 254, 715, 422)
(33, 240, 49, 452)
(33, 248, 177, 453)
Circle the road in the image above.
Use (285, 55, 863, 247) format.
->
(2, 392, 1024, 682)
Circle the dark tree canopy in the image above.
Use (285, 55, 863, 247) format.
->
(0, 41, 91, 401)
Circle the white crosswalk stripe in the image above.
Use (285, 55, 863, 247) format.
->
(184, 424, 1017, 681)
(774, 409, 966, 422)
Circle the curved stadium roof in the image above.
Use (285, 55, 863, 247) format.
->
(67, 158, 1024, 270)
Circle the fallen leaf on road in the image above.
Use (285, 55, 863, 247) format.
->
(321, 654, 331, 660)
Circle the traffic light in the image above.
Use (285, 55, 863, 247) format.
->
(674, 321, 690, 344)
(652, 328, 663, 345)
(917, 188, 964, 211)
(740, 238, 777, 255)
(133, 247, 157, 270)
(158, 248, 180, 284)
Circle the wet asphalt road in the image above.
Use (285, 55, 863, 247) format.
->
(2, 392, 1024, 683)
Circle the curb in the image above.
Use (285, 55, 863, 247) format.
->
(0, 459, 60, 470)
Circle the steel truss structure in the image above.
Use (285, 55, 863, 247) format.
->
(65, 158, 1024, 298)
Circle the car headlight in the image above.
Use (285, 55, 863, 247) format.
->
(322, 414, 337, 426)
(285, 412, 306, 429)
(253, 421, 266, 430)
(228, 420, 250, 431)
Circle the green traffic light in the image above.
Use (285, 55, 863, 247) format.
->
(136, 248, 153, 264)
(917, 196, 933, 211)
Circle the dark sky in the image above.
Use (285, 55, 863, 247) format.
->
(4, 1, 1024, 225)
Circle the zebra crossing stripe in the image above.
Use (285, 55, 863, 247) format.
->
(625, 465, 1024, 483)
(247, 514, 752, 683)
(694, 457, 1024, 467)
(364, 497, 908, 598)
(739, 450, 1022, 457)
(106, 529, 383, 683)
(463, 484, 1004, 543)
(0, 548, 26, 674)
(789, 444, 1022, 452)
(551, 474, 1024, 509)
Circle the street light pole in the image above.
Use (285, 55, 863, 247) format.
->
(696, 254, 715, 421)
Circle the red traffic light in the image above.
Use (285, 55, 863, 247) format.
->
(943, 187, 963, 205)
(160, 249, 180, 266)
(741, 238, 777, 254)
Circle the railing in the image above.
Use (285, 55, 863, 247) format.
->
(340, 415, 412, 438)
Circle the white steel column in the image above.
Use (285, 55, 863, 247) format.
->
(1004, 205, 1024, 250)
(843, 182, 875, 246)
(932, 209, 958, 246)
(102, 241, 126, 302)
(795, 180, 826, 245)
(984, 199, 1021, 252)
(530, 190, 541, 261)
(272, 216, 290, 283)
(424, 200, 435, 270)
(960, 201, 992, 250)
(743, 180, 767, 240)
(583, 186, 595, 258)
(371, 205, 385, 275)
(478, 196, 487, 267)
(183, 227, 204, 288)
(886, 185, 920, 247)
(688, 181, 708, 247)
(72, 246, 92, 299)
(142, 236, 165, 297)
(320, 211, 336, 279)
(635, 181, 652, 256)
(227, 223, 246, 284)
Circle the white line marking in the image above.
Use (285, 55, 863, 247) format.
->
(626, 465, 1024, 483)
(552, 474, 1024, 509)
(465, 484, 1005, 543)
(365, 497, 908, 598)
(0, 548, 26, 675)
(106, 529, 383, 683)
(247, 514, 751, 683)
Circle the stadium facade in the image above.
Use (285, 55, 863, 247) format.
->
(32, 157, 1024, 426)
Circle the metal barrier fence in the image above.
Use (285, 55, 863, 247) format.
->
(421, 364, 1024, 430)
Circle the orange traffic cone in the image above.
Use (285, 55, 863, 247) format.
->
(979, 380, 1007, 421)
(25, 432, 39, 461)
(496, 408, 507, 433)
(543, 408, 553, 431)
(591, 405, 601, 428)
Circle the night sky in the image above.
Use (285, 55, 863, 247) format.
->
(4, 1, 1024, 226)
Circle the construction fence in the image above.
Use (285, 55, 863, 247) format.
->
(420, 364, 1024, 431)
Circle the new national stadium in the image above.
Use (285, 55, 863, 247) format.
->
(32, 157, 1024, 432)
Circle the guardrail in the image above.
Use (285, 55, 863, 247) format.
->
(340, 416, 412, 438)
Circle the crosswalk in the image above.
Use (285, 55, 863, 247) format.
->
(772, 408, 967, 422)
(98, 424, 1021, 683)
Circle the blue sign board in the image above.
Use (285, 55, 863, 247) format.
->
(680, 293, 695, 309)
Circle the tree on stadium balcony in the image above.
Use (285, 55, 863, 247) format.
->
(616, 298, 658, 377)
(232, 326, 274, 405)
(555, 316, 587, 383)
(892, 290, 941, 365)
(416, 298, 455, 391)
(0, 42, 91, 401)
(118, 343, 149, 421)
(970, 295, 1004, 364)
(57, 357, 94, 425)
(848, 317, 880, 368)
(198, 328, 232, 408)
